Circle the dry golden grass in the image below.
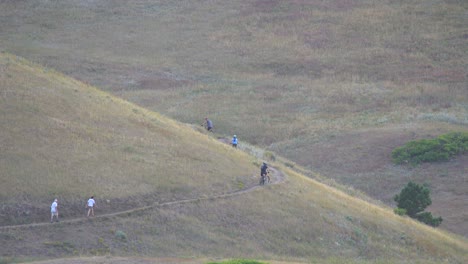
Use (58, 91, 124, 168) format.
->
(1, 0, 465, 147)
(284, 167, 468, 255)
(0, 54, 467, 263)
(0, 53, 258, 224)
(3, 159, 466, 263)
(0, 0, 467, 262)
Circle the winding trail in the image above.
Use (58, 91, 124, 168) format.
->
(0, 167, 286, 230)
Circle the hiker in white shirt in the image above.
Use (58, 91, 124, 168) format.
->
(50, 199, 59, 223)
(86, 196, 96, 217)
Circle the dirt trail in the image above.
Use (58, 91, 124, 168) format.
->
(0, 166, 285, 230)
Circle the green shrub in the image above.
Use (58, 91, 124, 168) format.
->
(43, 241, 75, 253)
(394, 208, 407, 216)
(394, 181, 431, 217)
(0, 257, 14, 264)
(416, 212, 443, 227)
(394, 181, 443, 227)
(392, 132, 468, 165)
(115, 230, 127, 241)
(263, 151, 276, 161)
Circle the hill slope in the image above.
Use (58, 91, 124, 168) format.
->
(0, 53, 258, 225)
(0, 0, 466, 235)
(0, 54, 467, 263)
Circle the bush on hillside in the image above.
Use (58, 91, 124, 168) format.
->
(393, 208, 407, 216)
(115, 230, 127, 241)
(391, 132, 468, 165)
(394, 181, 431, 217)
(394, 181, 443, 227)
(416, 212, 443, 227)
(263, 151, 276, 161)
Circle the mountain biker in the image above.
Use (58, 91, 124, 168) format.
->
(203, 117, 213, 132)
(260, 162, 270, 184)
(261, 162, 268, 176)
(231, 135, 238, 148)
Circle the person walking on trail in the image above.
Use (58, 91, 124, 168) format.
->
(203, 117, 213, 132)
(86, 196, 96, 217)
(50, 198, 59, 223)
(231, 135, 238, 148)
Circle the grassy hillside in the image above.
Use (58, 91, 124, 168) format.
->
(0, 0, 466, 235)
(0, 53, 258, 225)
(0, 54, 467, 263)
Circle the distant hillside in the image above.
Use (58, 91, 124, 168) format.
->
(0, 53, 257, 225)
(0, 0, 466, 236)
(0, 54, 467, 264)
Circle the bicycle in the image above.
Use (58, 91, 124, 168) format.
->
(259, 170, 271, 185)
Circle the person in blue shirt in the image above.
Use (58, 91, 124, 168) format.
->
(231, 135, 238, 148)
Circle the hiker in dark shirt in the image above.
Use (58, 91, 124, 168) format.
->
(203, 117, 213, 132)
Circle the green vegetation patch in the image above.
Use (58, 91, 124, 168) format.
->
(392, 132, 468, 165)
(115, 230, 127, 241)
(394, 181, 443, 227)
(207, 260, 268, 264)
(43, 241, 75, 253)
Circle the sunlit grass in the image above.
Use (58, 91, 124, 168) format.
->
(0, 53, 258, 220)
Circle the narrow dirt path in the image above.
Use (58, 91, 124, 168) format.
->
(0, 167, 286, 230)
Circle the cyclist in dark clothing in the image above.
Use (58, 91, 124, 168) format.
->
(260, 162, 270, 185)
(261, 162, 268, 176)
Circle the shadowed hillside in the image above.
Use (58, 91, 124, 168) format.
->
(0, 0, 466, 236)
(0, 54, 467, 264)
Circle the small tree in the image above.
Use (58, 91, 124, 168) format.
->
(394, 181, 431, 217)
(394, 181, 443, 227)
